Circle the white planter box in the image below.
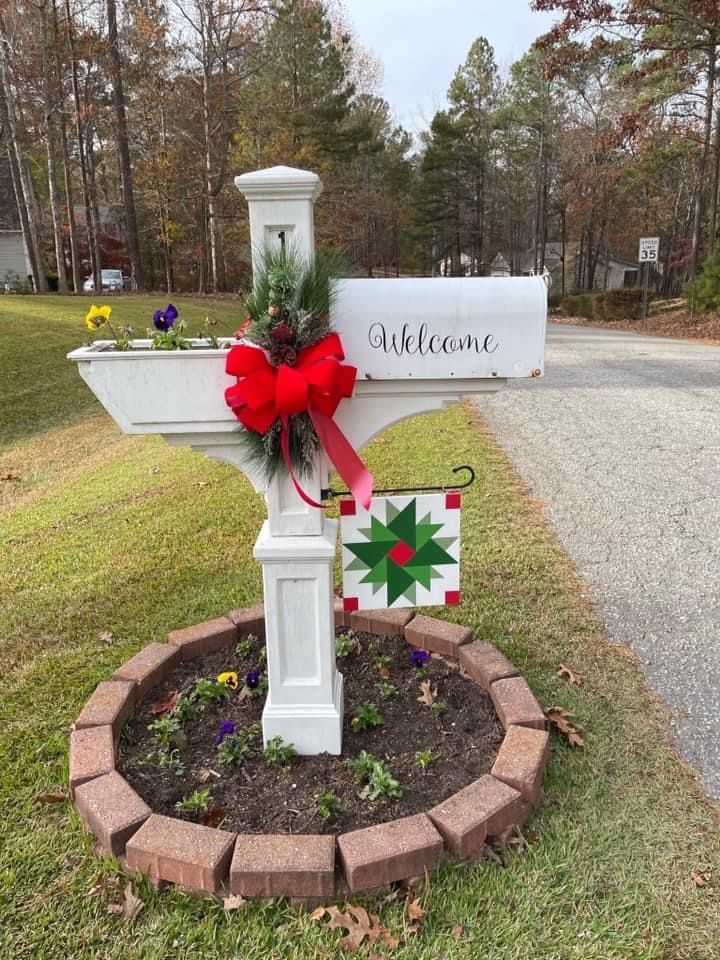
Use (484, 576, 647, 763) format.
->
(68, 338, 509, 494)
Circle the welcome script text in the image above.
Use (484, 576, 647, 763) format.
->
(368, 322, 500, 357)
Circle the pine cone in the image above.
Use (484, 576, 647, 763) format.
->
(269, 344, 297, 367)
(270, 320, 294, 343)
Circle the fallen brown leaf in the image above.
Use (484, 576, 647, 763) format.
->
(311, 904, 399, 951)
(88, 874, 121, 900)
(405, 896, 426, 935)
(98, 629, 115, 645)
(149, 690, 180, 715)
(417, 680, 438, 706)
(451, 923, 466, 938)
(482, 843, 504, 866)
(223, 894, 247, 911)
(0, 473, 20, 482)
(546, 706, 584, 748)
(36, 791, 66, 804)
(692, 870, 712, 887)
(201, 805, 226, 828)
(107, 882, 144, 922)
(556, 663, 583, 685)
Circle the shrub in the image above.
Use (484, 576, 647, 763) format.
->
(686, 251, 720, 311)
(560, 288, 644, 322)
(596, 288, 644, 322)
(559, 293, 595, 319)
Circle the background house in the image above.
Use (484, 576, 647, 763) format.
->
(0, 156, 32, 289)
(517, 242, 640, 293)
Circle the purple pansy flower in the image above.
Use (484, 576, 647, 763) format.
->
(152, 303, 178, 332)
(245, 670, 261, 689)
(410, 649, 430, 669)
(215, 720, 235, 745)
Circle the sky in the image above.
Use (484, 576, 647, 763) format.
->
(343, 0, 558, 133)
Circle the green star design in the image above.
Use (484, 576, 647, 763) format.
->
(344, 498, 458, 606)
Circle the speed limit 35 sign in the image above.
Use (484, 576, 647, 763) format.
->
(638, 237, 659, 262)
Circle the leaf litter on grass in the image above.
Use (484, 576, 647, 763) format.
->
(310, 905, 399, 951)
(546, 705, 584, 748)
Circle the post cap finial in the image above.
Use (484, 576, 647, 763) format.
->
(235, 166, 323, 201)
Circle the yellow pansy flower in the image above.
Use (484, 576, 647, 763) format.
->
(85, 304, 112, 330)
(217, 671, 239, 690)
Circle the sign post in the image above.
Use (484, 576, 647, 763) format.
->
(638, 236, 659, 325)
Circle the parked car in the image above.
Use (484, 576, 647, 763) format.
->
(82, 269, 126, 293)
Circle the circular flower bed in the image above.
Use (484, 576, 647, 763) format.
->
(70, 606, 550, 899)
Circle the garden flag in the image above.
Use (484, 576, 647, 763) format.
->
(341, 493, 461, 611)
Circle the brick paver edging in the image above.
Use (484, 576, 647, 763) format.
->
(70, 603, 550, 898)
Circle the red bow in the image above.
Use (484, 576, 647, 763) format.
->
(225, 333, 373, 509)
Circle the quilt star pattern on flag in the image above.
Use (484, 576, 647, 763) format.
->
(340, 492, 461, 611)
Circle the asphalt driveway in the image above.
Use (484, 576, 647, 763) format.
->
(473, 323, 720, 800)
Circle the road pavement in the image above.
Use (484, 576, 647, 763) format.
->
(473, 322, 720, 800)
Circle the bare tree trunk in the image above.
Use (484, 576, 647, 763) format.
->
(40, 0, 68, 291)
(203, 63, 219, 292)
(1, 141, 40, 288)
(0, 15, 48, 291)
(53, 0, 81, 292)
(65, 0, 101, 291)
(106, 0, 144, 289)
(708, 101, 720, 258)
(689, 42, 716, 282)
(85, 127, 104, 280)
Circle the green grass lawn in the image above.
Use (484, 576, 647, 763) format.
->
(1, 295, 719, 959)
(0, 294, 243, 451)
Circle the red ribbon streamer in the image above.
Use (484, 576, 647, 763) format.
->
(224, 333, 373, 509)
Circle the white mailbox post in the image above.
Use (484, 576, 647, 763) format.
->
(69, 165, 546, 756)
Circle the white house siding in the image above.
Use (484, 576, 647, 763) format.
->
(0, 231, 31, 283)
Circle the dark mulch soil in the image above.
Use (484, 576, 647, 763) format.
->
(119, 629, 504, 835)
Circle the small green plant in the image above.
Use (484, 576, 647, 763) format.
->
(431, 700, 447, 718)
(175, 788, 211, 817)
(374, 654, 391, 674)
(156, 748, 185, 776)
(363, 764, 402, 801)
(245, 722, 263, 742)
(316, 791, 345, 821)
(217, 735, 250, 766)
(415, 748, 438, 770)
(172, 696, 198, 721)
(351, 751, 401, 800)
(191, 677, 233, 706)
(377, 681, 397, 701)
(235, 634, 257, 658)
(263, 735, 297, 767)
(350, 750, 377, 783)
(147, 713, 182, 750)
(198, 316, 220, 347)
(351, 702, 383, 732)
(335, 631, 357, 657)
